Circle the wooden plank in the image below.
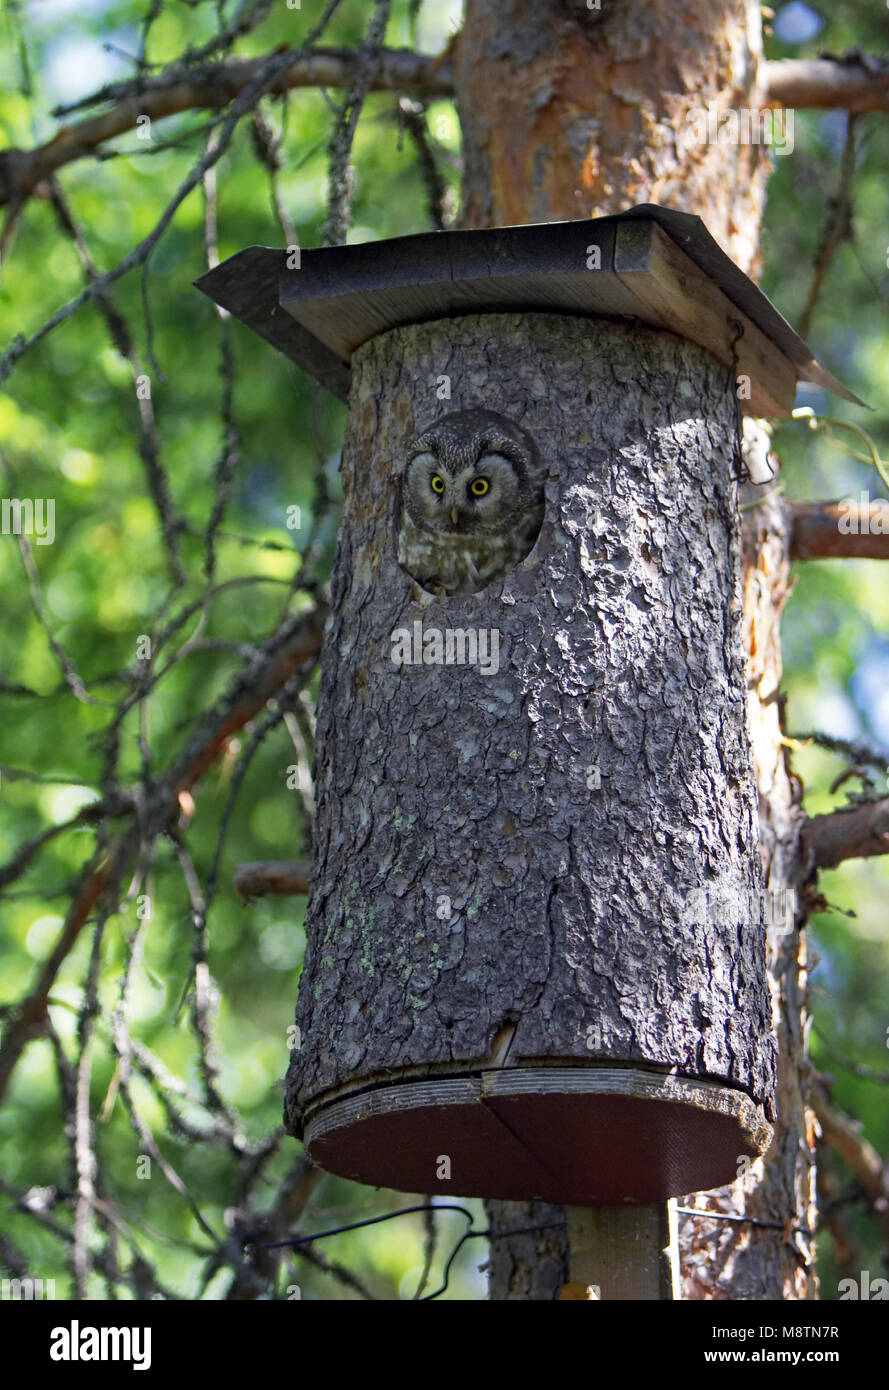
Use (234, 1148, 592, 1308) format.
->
(277, 219, 642, 358)
(195, 210, 864, 411)
(613, 221, 799, 418)
(277, 217, 802, 417)
(299, 1065, 771, 1204)
(287, 268, 647, 361)
(482, 1066, 771, 1203)
(194, 247, 350, 399)
(616, 206, 862, 405)
(558, 1203, 679, 1301)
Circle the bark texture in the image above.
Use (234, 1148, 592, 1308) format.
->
(456, 0, 817, 1303)
(454, 0, 769, 276)
(483, 1201, 569, 1300)
(679, 483, 816, 1300)
(286, 313, 775, 1139)
(484, 492, 816, 1300)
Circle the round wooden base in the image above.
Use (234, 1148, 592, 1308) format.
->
(302, 1066, 772, 1204)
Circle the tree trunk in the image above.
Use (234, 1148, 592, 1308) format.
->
(286, 315, 775, 1210)
(679, 486, 815, 1300)
(455, 0, 769, 275)
(452, 1, 817, 1300)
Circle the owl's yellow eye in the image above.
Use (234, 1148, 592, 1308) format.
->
(470, 477, 489, 496)
(430, 475, 445, 494)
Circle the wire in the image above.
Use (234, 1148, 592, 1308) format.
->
(251, 1206, 569, 1299)
(421, 1227, 481, 1300)
(726, 318, 751, 485)
(675, 1206, 812, 1238)
(254, 1202, 477, 1251)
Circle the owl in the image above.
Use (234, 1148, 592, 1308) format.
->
(397, 408, 545, 595)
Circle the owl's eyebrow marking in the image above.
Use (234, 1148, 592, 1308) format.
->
(478, 440, 519, 459)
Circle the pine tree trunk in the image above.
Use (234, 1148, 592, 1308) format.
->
(452, 0, 817, 1300)
(455, 0, 769, 275)
(287, 316, 775, 1207)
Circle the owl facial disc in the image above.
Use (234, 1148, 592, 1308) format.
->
(397, 407, 545, 595)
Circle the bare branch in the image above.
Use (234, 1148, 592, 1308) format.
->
(788, 730, 889, 790)
(790, 500, 889, 561)
(290, 1240, 377, 1300)
(764, 56, 889, 115)
(234, 861, 311, 898)
(0, 46, 320, 384)
(18, 537, 112, 706)
(168, 604, 326, 799)
(283, 698, 316, 846)
(395, 97, 452, 231)
(813, 1081, 889, 1245)
(798, 114, 857, 341)
(0, 603, 324, 1105)
(130, 1038, 265, 1149)
(47, 178, 186, 587)
(5, 49, 889, 216)
(0, 798, 126, 892)
(0, 47, 453, 210)
(803, 796, 889, 869)
(322, 1, 394, 247)
(250, 107, 299, 248)
(201, 125, 240, 586)
(0, 844, 122, 1103)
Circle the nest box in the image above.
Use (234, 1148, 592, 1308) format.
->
(197, 206, 857, 1205)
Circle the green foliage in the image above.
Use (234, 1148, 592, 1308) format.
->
(0, 0, 477, 1301)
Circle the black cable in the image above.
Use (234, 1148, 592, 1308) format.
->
(253, 1202, 477, 1251)
(251, 1206, 568, 1299)
(726, 317, 751, 484)
(675, 1206, 813, 1239)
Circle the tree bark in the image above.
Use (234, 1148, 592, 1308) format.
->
(678, 486, 815, 1300)
(454, 0, 769, 275)
(453, 2, 819, 1301)
(287, 311, 777, 1218)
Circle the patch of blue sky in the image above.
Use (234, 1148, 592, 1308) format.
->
(774, 3, 825, 46)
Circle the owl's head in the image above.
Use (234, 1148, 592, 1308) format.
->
(403, 408, 541, 535)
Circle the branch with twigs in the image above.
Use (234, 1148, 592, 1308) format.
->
(0, 47, 454, 213)
(0, 0, 456, 1306)
(5, 49, 889, 214)
(0, 603, 325, 1106)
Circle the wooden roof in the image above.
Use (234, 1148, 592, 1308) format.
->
(195, 204, 864, 419)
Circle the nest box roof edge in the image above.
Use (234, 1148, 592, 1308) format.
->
(194, 203, 864, 417)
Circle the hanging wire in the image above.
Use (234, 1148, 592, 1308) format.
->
(255, 1201, 476, 1251)
(252, 1205, 566, 1299)
(726, 318, 751, 484)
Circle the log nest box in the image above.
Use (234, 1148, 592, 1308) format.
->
(197, 206, 858, 1205)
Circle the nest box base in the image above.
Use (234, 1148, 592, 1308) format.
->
(302, 1066, 772, 1205)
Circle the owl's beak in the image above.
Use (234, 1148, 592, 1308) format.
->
(450, 506, 459, 526)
